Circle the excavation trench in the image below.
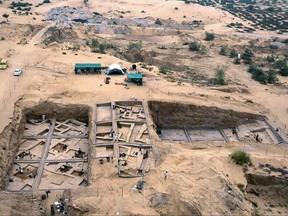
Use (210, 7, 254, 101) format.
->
(1, 101, 92, 191)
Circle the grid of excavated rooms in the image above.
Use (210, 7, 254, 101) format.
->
(7, 116, 89, 192)
(148, 101, 286, 146)
(94, 101, 153, 177)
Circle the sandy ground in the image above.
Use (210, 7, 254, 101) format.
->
(0, 0, 288, 215)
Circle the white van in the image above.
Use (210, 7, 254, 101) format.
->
(13, 69, 22, 76)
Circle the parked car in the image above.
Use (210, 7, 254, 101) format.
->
(13, 68, 22, 76)
(0, 58, 8, 70)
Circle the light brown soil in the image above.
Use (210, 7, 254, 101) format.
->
(0, 0, 288, 215)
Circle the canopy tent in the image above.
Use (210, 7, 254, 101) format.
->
(105, 64, 125, 75)
(75, 63, 101, 74)
(126, 73, 143, 85)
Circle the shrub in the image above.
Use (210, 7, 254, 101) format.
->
(213, 65, 226, 85)
(247, 64, 258, 73)
(242, 48, 254, 64)
(275, 58, 287, 69)
(43, 0, 51, 3)
(159, 65, 171, 74)
(205, 31, 215, 41)
(155, 19, 162, 25)
(266, 54, 276, 63)
(90, 39, 99, 52)
(279, 66, 288, 76)
(128, 42, 141, 50)
(0, 0, 2, 4)
(237, 183, 245, 192)
(188, 41, 201, 51)
(229, 49, 238, 58)
(267, 69, 277, 83)
(231, 150, 251, 165)
(234, 58, 241, 64)
(252, 68, 267, 84)
(219, 45, 228, 56)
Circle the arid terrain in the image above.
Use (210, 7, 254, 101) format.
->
(0, 0, 288, 215)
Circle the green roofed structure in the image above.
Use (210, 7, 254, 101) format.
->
(75, 63, 101, 74)
(126, 73, 143, 85)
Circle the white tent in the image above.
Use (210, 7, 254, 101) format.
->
(105, 64, 125, 75)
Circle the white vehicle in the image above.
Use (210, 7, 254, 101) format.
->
(13, 69, 22, 76)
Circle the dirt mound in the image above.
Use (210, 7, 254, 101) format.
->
(42, 26, 78, 45)
(148, 101, 264, 130)
(149, 192, 201, 215)
(0, 191, 44, 216)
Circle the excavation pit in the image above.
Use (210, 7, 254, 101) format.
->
(148, 101, 283, 144)
(6, 102, 91, 191)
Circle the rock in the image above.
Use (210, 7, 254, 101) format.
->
(248, 188, 260, 196)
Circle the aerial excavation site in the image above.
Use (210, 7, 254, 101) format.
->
(0, 0, 287, 215)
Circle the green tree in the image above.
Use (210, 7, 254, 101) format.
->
(84, 0, 89, 5)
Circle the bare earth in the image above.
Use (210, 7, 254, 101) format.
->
(0, 0, 288, 215)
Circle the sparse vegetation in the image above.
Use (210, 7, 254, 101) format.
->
(212, 65, 227, 85)
(2, 14, 9, 21)
(204, 32, 215, 41)
(237, 183, 245, 193)
(159, 65, 171, 74)
(219, 45, 228, 56)
(229, 49, 238, 58)
(188, 41, 201, 51)
(242, 48, 254, 64)
(155, 18, 162, 25)
(128, 42, 142, 51)
(231, 150, 251, 165)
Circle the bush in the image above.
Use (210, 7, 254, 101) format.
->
(234, 58, 241, 64)
(219, 45, 228, 56)
(188, 41, 201, 51)
(231, 150, 251, 165)
(159, 65, 171, 74)
(252, 67, 267, 84)
(237, 183, 245, 193)
(266, 54, 276, 63)
(229, 49, 238, 58)
(267, 70, 277, 83)
(205, 31, 215, 41)
(155, 19, 162, 25)
(128, 42, 141, 50)
(279, 66, 288, 76)
(90, 39, 99, 52)
(242, 48, 254, 64)
(213, 66, 226, 85)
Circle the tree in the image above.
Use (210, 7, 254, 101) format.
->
(84, 0, 88, 5)
(2, 14, 9, 22)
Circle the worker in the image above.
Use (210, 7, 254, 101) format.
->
(164, 170, 168, 180)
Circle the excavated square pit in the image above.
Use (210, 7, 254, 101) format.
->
(148, 101, 283, 145)
(7, 103, 90, 191)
